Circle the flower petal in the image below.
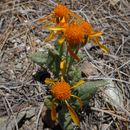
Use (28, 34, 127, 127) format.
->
(48, 26, 65, 31)
(60, 58, 65, 80)
(93, 38, 109, 53)
(71, 95, 83, 109)
(51, 99, 57, 121)
(72, 80, 85, 89)
(45, 78, 55, 85)
(45, 32, 56, 42)
(60, 58, 65, 70)
(65, 100, 80, 125)
(58, 36, 65, 44)
(89, 32, 103, 38)
(60, 17, 66, 24)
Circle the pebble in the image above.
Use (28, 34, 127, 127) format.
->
(35, 39, 41, 44)
(15, 63, 22, 69)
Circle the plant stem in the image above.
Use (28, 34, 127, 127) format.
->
(66, 47, 79, 80)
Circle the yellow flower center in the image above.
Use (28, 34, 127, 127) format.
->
(51, 81, 71, 101)
(53, 4, 70, 21)
(64, 24, 85, 45)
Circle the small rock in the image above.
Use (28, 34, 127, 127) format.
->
(12, 39, 16, 43)
(35, 39, 41, 44)
(15, 63, 22, 69)
(26, 46, 31, 51)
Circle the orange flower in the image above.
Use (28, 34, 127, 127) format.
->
(48, 23, 85, 46)
(37, 3, 82, 24)
(37, 4, 71, 24)
(36, 3, 109, 53)
(51, 81, 71, 101)
(53, 4, 71, 23)
(80, 21, 109, 53)
(45, 78, 84, 125)
(64, 24, 85, 46)
(80, 21, 93, 34)
(45, 59, 85, 125)
(53, 4, 83, 23)
(47, 20, 82, 61)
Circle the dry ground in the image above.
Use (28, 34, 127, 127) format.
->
(0, 0, 130, 130)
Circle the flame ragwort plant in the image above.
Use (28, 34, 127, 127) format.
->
(31, 3, 109, 129)
(45, 59, 85, 125)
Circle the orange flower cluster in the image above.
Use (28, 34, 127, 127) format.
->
(36, 3, 109, 63)
(37, 3, 108, 53)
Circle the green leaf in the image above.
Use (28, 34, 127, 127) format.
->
(58, 109, 73, 130)
(75, 80, 108, 105)
(47, 49, 61, 77)
(44, 96, 53, 109)
(67, 66, 81, 84)
(46, 50, 57, 66)
(29, 51, 47, 65)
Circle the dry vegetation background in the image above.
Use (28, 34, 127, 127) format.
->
(0, 0, 130, 130)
